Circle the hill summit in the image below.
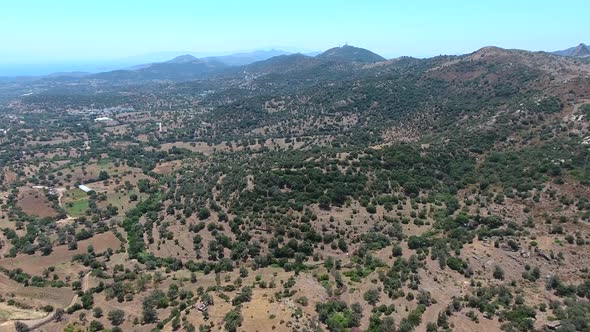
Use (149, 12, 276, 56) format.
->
(317, 45, 386, 63)
(166, 54, 199, 64)
(570, 43, 590, 57)
(553, 43, 590, 58)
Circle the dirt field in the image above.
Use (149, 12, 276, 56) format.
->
(0, 274, 74, 324)
(16, 187, 57, 218)
(2, 168, 17, 185)
(153, 160, 185, 174)
(51, 159, 144, 187)
(155, 137, 319, 156)
(97, 190, 148, 213)
(0, 231, 121, 276)
(158, 267, 320, 332)
(449, 311, 503, 331)
(0, 303, 46, 322)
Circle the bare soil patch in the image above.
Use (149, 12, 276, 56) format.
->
(16, 187, 57, 218)
(0, 231, 121, 275)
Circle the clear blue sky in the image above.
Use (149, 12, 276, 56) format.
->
(0, 0, 588, 63)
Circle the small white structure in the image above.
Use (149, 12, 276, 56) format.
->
(94, 117, 113, 122)
(78, 184, 93, 193)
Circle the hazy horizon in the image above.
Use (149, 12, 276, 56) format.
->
(1, 0, 588, 75)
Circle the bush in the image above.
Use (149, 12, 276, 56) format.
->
(493, 266, 505, 280)
(316, 300, 362, 331)
(224, 308, 243, 332)
(446, 257, 466, 272)
(89, 320, 104, 332)
(198, 208, 211, 220)
(364, 289, 381, 306)
(108, 309, 125, 326)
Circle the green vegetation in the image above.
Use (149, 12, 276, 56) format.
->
(316, 300, 363, 331)
(63, 189, 90, 217)
(0, 43, 589, 332)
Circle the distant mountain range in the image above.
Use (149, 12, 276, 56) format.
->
(552, 43, 590, 58)
(204, 49, 295, 66)
(85, 45, 388, 82)
(90, 58, 229, 81)
(5, 43, 589, 80)
(131, 49, 294, 69)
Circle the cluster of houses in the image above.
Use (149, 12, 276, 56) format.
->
(67, 106, 134, 116)
(32, 185, 57, 196)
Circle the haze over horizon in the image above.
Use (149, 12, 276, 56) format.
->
(1, 0, 588, 76)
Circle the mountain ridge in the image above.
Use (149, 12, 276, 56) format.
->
(552, 43, 590, 58)
(10, 44, 589, 82)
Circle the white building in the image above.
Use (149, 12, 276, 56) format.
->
(94, 117, 113, 122)
(78, 184, 93, 193)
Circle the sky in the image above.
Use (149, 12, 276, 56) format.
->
(0, 0, 588, 74)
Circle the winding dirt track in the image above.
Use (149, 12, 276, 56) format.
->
(55, 187, 76, 225)
(0, 272, 90, 331)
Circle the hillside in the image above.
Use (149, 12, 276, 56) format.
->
(89, 50, 294, 81)
(90, 58, 229, 81)
(203, 49, 292, 66)
(0, 46, 590, 332)
(553, 43, 590, 58)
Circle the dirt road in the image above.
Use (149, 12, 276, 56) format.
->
(55, 187, 76, 225)
(0, 272, 90, 331)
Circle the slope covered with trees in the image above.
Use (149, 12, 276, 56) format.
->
(0, 46, 589, 332)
